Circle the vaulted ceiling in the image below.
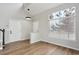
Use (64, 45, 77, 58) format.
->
(23, 3, 63, 16)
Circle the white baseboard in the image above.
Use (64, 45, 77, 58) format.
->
(5, 39, 29, 44)
(30, 40, 40, 44)
(41, 40, 79, 51)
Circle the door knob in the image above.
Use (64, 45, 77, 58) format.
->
(10, 30, 12, 34)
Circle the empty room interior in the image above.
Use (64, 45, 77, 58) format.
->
(0, 3, 79, 55)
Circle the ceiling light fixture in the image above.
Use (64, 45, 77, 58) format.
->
(25, 8, 31, 20)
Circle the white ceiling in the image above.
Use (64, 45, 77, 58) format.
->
(0, 3, 23, 18)
(24, 3, 63, 16)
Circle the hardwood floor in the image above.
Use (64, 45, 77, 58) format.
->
(0, 40, 79, 55)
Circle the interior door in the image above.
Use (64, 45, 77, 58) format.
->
(9, 20, 21, 42)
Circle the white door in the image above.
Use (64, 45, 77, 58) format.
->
(33, 21, 39, 32)
(9, 20, 21, 42)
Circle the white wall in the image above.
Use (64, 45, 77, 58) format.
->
(0, 3, 32, 43)
(32, 3, 79, 50)
(8, 20, 32, 43)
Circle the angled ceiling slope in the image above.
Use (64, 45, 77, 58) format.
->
(23, 3, 63, 16)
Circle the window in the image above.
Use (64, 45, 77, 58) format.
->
(49, 7, 76, 40)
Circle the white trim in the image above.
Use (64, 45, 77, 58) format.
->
(42, 40, 79, 51)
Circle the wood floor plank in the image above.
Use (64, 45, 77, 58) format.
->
(0, 40, 79, 55)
